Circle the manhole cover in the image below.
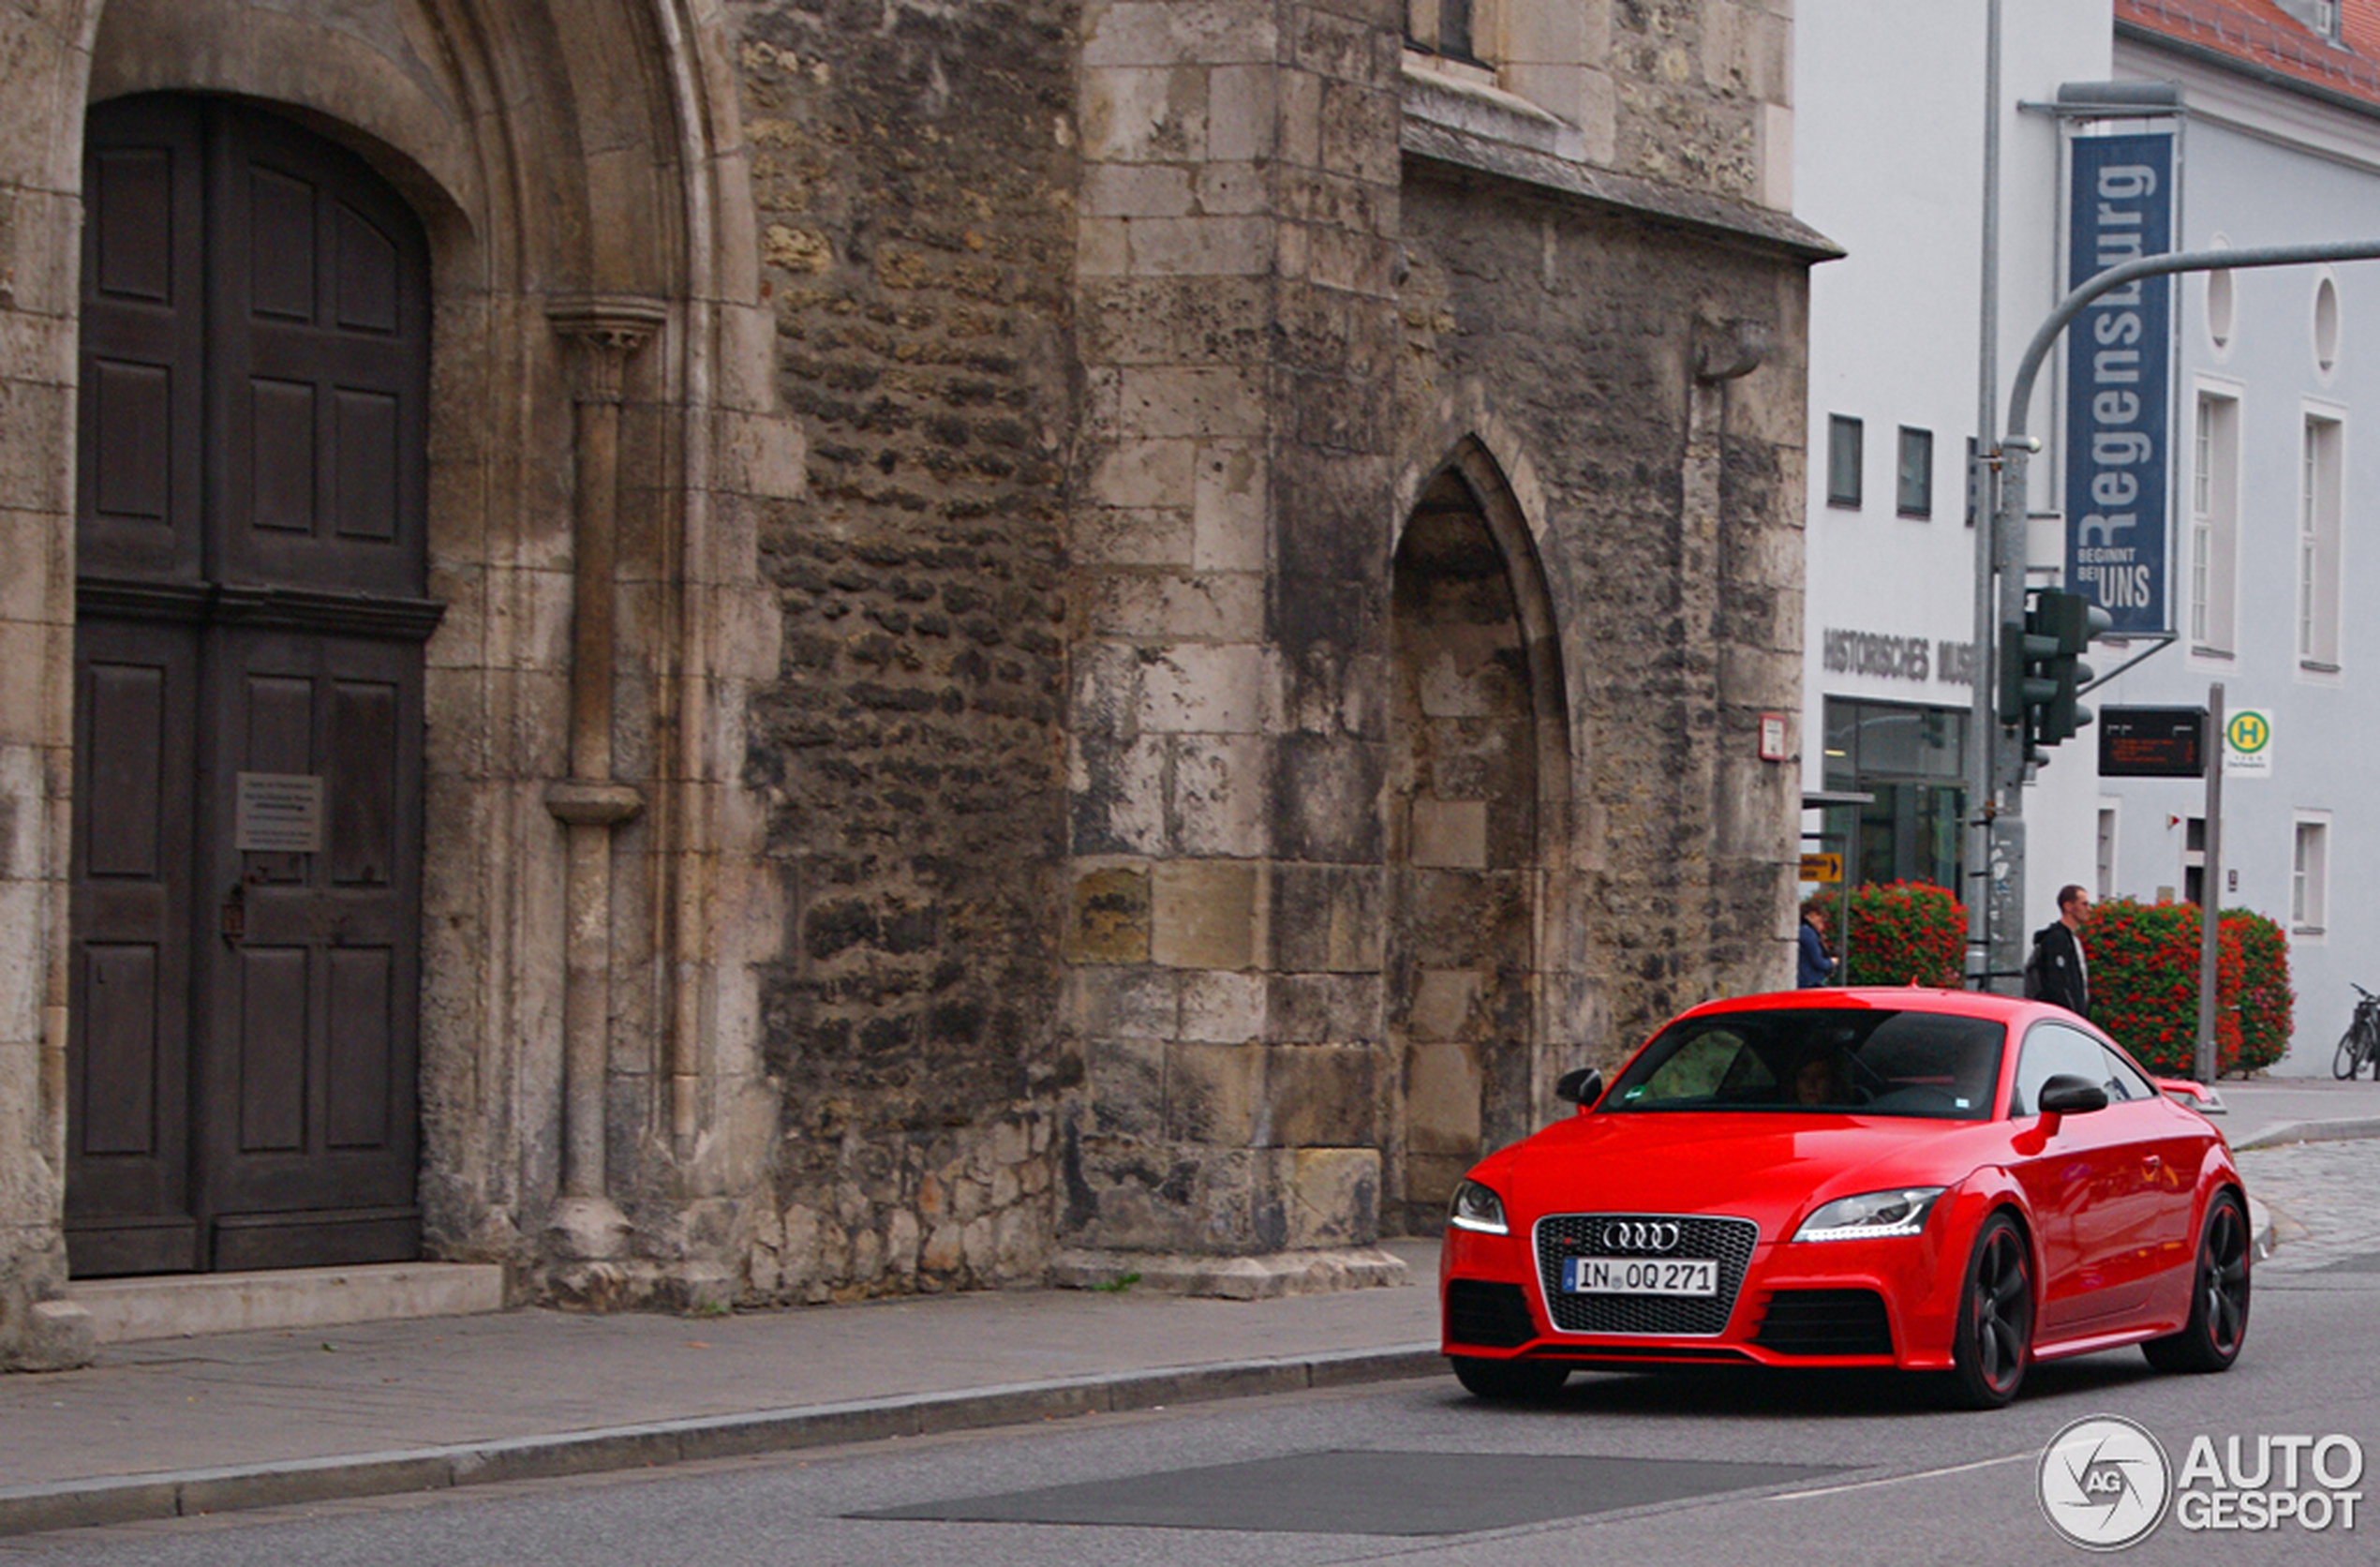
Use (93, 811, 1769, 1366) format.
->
(855, 1449, 1843, 1535)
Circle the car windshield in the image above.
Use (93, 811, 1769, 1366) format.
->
(1603, 1007, 2003, 1120)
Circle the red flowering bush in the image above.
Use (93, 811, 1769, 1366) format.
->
(2222, 908, 2294, 1074)
(2079, 899, 2289, 1077)
(1806, 881, 1966, 988)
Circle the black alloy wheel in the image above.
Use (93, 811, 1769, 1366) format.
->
(1450, 1354, 1570, 1401)
(2143, 1191, 2251, 1373)
(1945, 1213, 2032, 1410)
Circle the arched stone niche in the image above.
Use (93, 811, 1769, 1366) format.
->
(0, 0, 797, 1363)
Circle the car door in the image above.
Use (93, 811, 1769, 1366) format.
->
(2008, 1022, 2152, 1332)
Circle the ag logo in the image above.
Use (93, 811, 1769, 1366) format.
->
(2039, 1414, 2172, 1550)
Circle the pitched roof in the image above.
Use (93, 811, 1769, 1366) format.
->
(2118, 0, 2380, 110)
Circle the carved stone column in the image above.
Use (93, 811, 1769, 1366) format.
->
(544, 295, 665, 1261)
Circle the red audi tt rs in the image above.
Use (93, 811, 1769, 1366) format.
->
(1439, 988, 2251, 1409)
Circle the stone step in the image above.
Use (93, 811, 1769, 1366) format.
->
(65, 1262, 507, 1346)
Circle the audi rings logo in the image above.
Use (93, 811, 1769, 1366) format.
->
(1601, 1220, 1682, 1253)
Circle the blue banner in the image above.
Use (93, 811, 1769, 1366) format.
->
(2063, 132, 2174, 636)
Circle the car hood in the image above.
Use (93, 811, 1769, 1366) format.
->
(1495, 1110, 1996, 1234)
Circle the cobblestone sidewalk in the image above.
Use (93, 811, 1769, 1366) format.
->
(2239, 1138, 2380, 1273)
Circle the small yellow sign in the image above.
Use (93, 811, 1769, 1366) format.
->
(1800, 853, 1842, 884)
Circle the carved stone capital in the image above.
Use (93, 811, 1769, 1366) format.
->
(547, 294, 668, 403)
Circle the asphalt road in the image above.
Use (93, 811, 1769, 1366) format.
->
(8, 1251, 2374, 1567)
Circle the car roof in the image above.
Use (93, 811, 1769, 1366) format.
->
(1682, 987, 2040, 1024)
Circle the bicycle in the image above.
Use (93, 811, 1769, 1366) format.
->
(2334, 983, 2380, 1081)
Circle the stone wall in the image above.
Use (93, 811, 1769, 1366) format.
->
(1394, 155, 1811, 1066)
(734, 0, 1081, 1299)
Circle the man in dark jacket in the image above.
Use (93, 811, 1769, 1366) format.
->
(2027, 884, 2090, 1016)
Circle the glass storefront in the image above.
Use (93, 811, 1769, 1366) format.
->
(1821, 698, 1968, 893)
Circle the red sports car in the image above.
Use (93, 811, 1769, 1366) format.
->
(1439, 988, 2251, 1409)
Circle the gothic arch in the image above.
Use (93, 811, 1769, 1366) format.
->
(3, 0, 794, 1336)
(1382, 438, 1577, 1231)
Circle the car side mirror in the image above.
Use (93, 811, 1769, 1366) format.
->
(2036, 1074, 2108, 1117)
(1554, 1067, 1603, 1109)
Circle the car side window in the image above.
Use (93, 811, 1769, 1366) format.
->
(2010, 1023, 2113, 1116)
(1635, 1026, 1761, 1103)
(2101, 1045, 2155, 1102)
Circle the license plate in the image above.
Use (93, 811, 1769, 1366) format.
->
(1563, 1256, 1718, 1296)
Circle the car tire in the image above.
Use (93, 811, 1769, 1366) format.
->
(1944, 1212, 2032, 1410)
(2143, 1190, 2251, 1375)
(1450, 1355, 1569, 1401)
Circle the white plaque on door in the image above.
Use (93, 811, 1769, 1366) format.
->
(235, 772, 325, 854)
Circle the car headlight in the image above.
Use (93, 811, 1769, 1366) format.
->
(1792, 1186, 1945, 1243)
(1449, 1179, 1510, 1235)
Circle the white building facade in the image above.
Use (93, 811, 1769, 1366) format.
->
(1796, 0, 2376, 1074)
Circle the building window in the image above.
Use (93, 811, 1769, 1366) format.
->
(1964, 436, 1980, 527)
(1406, 0, 1480, 63)
(1820, 697, 1967, 894)
(2293, 816, 2328, 934)
(1827, 415, 1863, 508)
(2190, 391, 2239, 654)
(2184, 813, 2206, 908)
(1897, 427, 1932, 516)
(2298, 411, 2343, 668)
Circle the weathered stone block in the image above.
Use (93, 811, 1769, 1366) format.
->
(1192, 442, 1268, 572)
(1139, 643, 1265, 734)
(1408, 797, 1487, 868)
(1179, 967, 1267, 1042)
(1404, 1039, 1483, 1156)
(1151, 857, 1261, 969)
(1270, 861, 1383, 972)
(1073, 966, 1180, 1039)
(1269, 734, 1384, 862)
(1117, 364, 1270, 438)
(1068, 866, 1153, 963)
(1082, 2, 1279, 69)
(1170, 732, 1267, 858)
(1080, 66, 1210, 163)
(1165, 1038, 1261, 1142)
(1264, 1043, 1376, 1146)
(1406, 966, 1481, 1041)
(1266, 971, 1383, 1043)
(1286, 1146, 1380, 1247)
(1088, 1034, 1166, 1138)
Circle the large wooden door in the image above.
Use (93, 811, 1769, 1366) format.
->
(68, 96, 436, 1276)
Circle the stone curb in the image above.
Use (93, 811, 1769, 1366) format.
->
(2232, 1115, 2380, 1153)
(0, 1344, 1445, 1539)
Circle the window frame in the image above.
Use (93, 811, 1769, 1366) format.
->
(2188, 384, 2241, 658)
(2297, 405, 2343, 672)
(2292, 813, 2330, 938)
(1896, 426, 1933, 517)
(1826, 414, 1864, 509)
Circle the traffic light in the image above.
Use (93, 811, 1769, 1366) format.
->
(1998, 589, 2113, 756)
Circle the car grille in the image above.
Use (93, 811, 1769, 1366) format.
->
(1533, 1213, 1759, 1336)
(1444, 1279, 1536, 1349)
(1753, 1289, 1895, 1356)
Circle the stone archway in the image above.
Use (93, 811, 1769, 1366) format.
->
(0, 0, 796, 1352)
(1383, 442, 1572, 1234)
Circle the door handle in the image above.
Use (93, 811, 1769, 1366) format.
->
(218, 882, 245, 947)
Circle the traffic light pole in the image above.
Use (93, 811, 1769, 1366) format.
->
(1985, 238, 2380, 989)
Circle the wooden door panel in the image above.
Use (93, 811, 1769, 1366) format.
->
(78, 105, 205, 584)
(215, 108, 428, 597)
(201, 629, 421, 1232)
(66, 621, 200, 1276)
(73, 95, 432, 1276)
